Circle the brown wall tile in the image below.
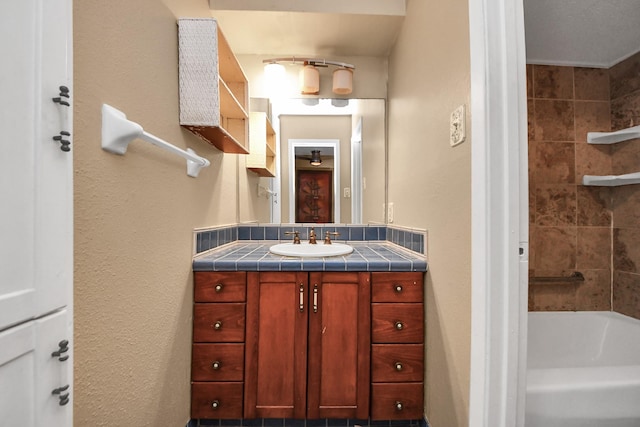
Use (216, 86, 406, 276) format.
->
(609, 51, 640, 101)
(575, 68, 610, 101)
(529, 283, 577, 311)
(527, 64, 534, 99)
(532, 226, 577, 275)
(612, 186, 640, 228)
(611, 139, 640, 175)
(611, 92, 640, 131)
(575, 269, 611, 311)
(613, 227, 640, 273)
(534, 100, 575, 141)
(577, 227, 611, 270)
(577, 186, 611, 227)
(574, 101, 611, 143)
(528, 99, 535, 141)
(613, 271, 640, 319)
(533, 141, 575, 184)
(535, 184, 577, 226)
(575, 144, 612, 183)
(533, 65, 574, 99)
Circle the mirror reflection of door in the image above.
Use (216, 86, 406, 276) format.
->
(295, 170, 333, 223)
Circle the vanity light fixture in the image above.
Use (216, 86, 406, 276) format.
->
(310, 150, 322, 166)
(300, 64, 320, 95)
(262, 57, 355, 96)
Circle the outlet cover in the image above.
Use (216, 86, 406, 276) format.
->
(450, 105, 466, 147)
(387, 202, 394, 223)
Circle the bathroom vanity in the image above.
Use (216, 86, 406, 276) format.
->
(191, 236, 427, 422)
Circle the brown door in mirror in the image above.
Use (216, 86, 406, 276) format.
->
(295, 170, 332, 223)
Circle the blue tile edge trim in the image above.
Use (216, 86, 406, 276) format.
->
(195, 224, 427, 256)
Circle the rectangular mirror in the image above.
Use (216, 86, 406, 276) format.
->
(268, 98, 386, 224)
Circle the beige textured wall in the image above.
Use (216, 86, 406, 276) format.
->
(279, 115, 352, 223)
(73, 0, 244, 425)
(387, 0, 471, 425)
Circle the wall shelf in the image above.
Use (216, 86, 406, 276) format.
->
(587, 124, 640, 144)
(583, 124, 640, 186)
(246, 112, 276, 177)
(582, 172, 640, 187)
(178, 18, 249, 154)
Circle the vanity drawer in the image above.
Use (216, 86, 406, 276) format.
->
(195, 272, 247, 303)
(371, 272, 423, 303)
(192, 343, 245, 381)
(193, 303, 246, 342)
(371, 303, 424, 343)
(191, 382, 243, 419)
(371, 382, 424, 420)
(372, 344, 423, 382)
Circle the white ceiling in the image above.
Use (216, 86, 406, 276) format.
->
(209, 0, 640, 68)
(524, 0, 640, 68)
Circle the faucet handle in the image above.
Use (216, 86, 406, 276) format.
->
(308, 227, 317, 244)
(323, 231, 340, 245)
(284, 231, 301, 244)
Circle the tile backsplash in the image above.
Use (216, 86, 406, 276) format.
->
(195, 224, 426, 256)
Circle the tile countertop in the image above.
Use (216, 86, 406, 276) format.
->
(193, 242, 428, 272)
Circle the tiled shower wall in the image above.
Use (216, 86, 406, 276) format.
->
(611, 52, 640, 319)
(528, 52, 640, 319)
(527, 64, 613, 311)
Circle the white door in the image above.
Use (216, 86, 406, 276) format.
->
(0, 0, 73, 327)
(0, 309, 72, 426)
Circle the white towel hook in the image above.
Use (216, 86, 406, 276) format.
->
(101, 104, 211, 178)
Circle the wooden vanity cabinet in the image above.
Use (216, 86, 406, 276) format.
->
(244, 272, 371, 419)
(191, 270, 424, 421)
(191, 272, 247, 419)
(370, 272, 425, 420)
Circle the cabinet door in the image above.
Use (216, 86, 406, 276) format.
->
(307, 272, 370, 419)
(244, 272, 309, 419)
(0, 0, 73, 329)
(0, 309, 72, 427)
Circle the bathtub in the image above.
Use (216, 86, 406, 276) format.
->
(526, 311, 640, 427)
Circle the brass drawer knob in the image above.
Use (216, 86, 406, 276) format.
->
(394, 362, 403, 371)
(213, 321, 223, 330)
(395, 401, 403, 411)
(395, 321, 404, 331)
(394, 284, 403, 293)
(211, 400, 220, 409)
(212, 361, 221, 370)
(215, 284, 223, 292)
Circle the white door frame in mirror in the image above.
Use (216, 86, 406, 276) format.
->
(288, 139, 340, 223)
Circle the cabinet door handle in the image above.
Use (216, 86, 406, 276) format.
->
(212, 361, 221, 370)
(395, 362, 403, 371)
(395, 321, 404, 331)
(211, 400, 220, 409)
(395, 401, 403, 411)
(313, 284, 318, 313)
(213, 321, 223, 330)
(299, 283, 304, 312)
(394, 284, 403, 293)
(215, 284, 223, 293)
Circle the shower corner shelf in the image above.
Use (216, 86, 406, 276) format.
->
(582, 172, 640, 187)
(586, 124, 640, 145)
(583, 124, 640, 187)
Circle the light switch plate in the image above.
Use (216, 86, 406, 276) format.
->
(450, 105, 466, 147)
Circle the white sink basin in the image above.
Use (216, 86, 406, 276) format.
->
(269, 242, 353, 258)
